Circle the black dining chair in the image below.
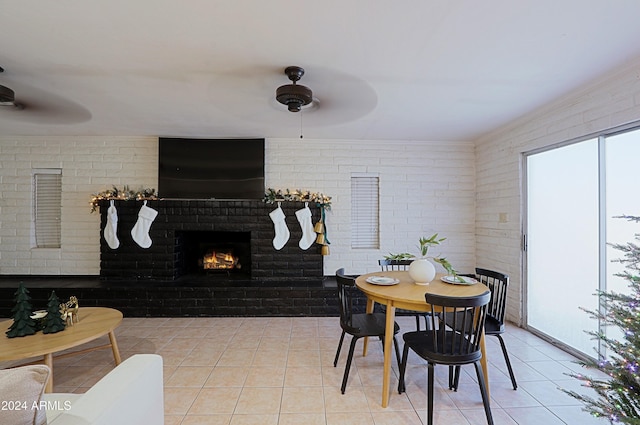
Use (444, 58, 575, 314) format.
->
(378, 259, 430, 330)
(448, 268, 516, 391)
(398, 290, 494, 425)
(450, 268, 517, 390)
(333, 268, 402, 394)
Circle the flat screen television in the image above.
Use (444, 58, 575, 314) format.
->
(158, 138, 265, 200)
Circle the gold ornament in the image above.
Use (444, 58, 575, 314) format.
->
(59, 296, 79, 326)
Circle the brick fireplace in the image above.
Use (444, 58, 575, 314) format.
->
(0, 201, 346, 317)
(99, 200, 324, 284)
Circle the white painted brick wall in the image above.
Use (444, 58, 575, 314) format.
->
(0, 136, 158, 275)
(266, 139, 476, 276)
(475, 57, 640, 325)
(1, 136, 475, 279)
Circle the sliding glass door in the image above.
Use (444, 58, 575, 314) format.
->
(526, 126, 640, 358)
(526, 139, 599, 355)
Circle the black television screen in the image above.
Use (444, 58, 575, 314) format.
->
(158, 138, 265, 199)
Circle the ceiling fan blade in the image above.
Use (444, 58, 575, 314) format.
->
(0, 82, 92, 125)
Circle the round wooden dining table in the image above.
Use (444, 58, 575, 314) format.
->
(355, 271, 491, 408)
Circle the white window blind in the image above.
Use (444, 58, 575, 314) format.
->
(33, 169, 62, 248)
(351, 174, 379, 249)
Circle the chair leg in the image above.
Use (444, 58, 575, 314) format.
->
(454, 366, 461, 390)
(333, 330, 346, 367)
(397, 343, 410, 393)
(496, 334, 518, 390)
(427, 363, 435, 425)
(448, 366, 455, 390)
(340, 336, 359, 394)
(450, 365, 462, 391)
(473, 361, 494, 425)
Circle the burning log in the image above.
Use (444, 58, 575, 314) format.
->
(202, 250, 240, 270)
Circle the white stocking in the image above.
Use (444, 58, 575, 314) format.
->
(131, 201, 158, 249)
(269, 204, 290, 250)
(103, 200, 120, 249)
(295, 203, 315, 250)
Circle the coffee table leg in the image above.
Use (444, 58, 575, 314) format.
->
(108, 331, 122, 365)
(44, 353, 53, 393)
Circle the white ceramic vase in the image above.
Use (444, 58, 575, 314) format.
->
(408, 258, 436, 285)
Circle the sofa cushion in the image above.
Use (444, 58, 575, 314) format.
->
(44, 354, 163, 425)
(0, 364, 50, 425)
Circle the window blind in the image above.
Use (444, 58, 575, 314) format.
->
(351, 175, 379, 249)
(33, 170, 62, 248)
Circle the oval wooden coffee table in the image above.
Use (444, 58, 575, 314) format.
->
(0, 307, 123, 392)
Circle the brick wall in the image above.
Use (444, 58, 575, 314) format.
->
(0, 137, 476, 278)
(99, 199, 323, 282)
(475, 57, 640, 324)
(266, 139, 477, 276)
(0, 136, 157, 275)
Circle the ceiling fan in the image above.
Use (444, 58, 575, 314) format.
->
(275, 66, 314, 112)
(0, 67, 23, 109)
(203, 64, 377, 127)
(0, 65, 92, 124)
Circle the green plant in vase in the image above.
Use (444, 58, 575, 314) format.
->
(417, 234, 446, 257)
(385, 233, 464, 284)
(384, 233, 445, 261)
(433, 257, 465, 282)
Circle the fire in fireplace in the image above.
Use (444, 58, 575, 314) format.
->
(176, 230, 252, 279)
(201, 250, 241, 270)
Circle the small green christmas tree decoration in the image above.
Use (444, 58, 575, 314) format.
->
(562, 215, 640, 424)
(42, 291, 66, 334)
(5, 283, 37, 338)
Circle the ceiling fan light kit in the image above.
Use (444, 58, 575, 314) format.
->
(276, 66, 313, 112)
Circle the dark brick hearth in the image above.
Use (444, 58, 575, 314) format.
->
(99, 199, 323, 283)
(0, 277, 345, 317)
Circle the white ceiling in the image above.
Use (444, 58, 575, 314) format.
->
(2, 1, 640, 141)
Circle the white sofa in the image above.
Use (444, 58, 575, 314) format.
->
(44, 354, 164, 425)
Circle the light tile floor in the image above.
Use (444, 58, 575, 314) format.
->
(6, 316, 611, 425)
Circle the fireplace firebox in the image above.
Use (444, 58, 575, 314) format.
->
(176, 231, 251, 278)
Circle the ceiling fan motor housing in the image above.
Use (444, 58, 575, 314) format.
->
(276, 66, 313, 112)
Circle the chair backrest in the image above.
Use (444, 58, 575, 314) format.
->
(335, 268, 360, 334)
(475, 268, 509, 323)
(378, 259, 412, 271)
(425, 291, 491, 362)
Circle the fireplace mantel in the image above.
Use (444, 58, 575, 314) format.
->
(99, 199, 323, 283)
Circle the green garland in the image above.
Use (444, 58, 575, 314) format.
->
(262, 188, 332, 209)
(90, 185, 157, 213)
(263, 188, 332, 254)
(91, 187, 331, 213)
